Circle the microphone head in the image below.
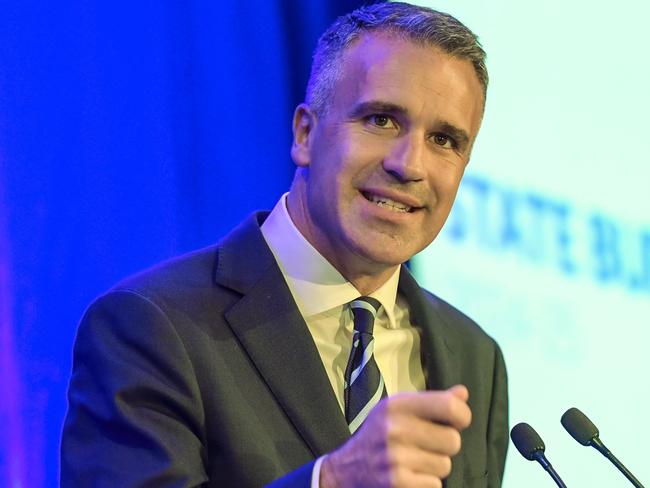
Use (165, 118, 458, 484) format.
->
(561, 407, 599, 446)
(510, 422, 545, 461)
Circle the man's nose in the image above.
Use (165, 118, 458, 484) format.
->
(382, 134, 426, 182)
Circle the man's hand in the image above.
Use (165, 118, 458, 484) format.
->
(320, 385, 471, 488)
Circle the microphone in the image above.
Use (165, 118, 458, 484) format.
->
(510, 422, 568, 488)
(561, 407, 645, 488)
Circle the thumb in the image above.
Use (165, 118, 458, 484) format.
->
(448, 384, 469, 402)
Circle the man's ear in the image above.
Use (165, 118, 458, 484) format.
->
(291, 103, 317, 168)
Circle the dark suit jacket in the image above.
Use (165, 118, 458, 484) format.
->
(61, 212, 508, 487)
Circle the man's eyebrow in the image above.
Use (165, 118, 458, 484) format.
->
(348, 101, 408, 119)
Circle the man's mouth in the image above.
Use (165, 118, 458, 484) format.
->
(361, 191, 414, 213)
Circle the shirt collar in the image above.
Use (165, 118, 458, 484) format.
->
(261, 193, 400, 328)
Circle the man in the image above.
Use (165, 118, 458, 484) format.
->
(61, 2, 508, 487)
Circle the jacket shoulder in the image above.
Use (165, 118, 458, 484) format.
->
(112, 243, 221, 298)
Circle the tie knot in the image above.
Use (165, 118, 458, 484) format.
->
(350, 296, 381, 334)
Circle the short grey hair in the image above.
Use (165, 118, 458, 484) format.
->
(305, 2, 488, 116)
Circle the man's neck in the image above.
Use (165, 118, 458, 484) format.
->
(342, 266, 400, 296)
(285, 189, 400, 295)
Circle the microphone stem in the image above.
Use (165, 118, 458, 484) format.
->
(533, 452, 568, 488)
(592, 439, 644, 488)
(543, 463, 568, 488)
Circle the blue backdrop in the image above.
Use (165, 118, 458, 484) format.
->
(0, 1, 372, 486)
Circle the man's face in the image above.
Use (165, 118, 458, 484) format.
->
(291, 33, 484, 275)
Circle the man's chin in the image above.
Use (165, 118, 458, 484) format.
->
(351, 243, 416, 269)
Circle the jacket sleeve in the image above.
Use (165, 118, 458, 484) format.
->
(61, 289, 317, 488)
(60, 290, 210, 487)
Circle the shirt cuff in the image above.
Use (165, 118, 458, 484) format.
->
(310, 455, 327, 488)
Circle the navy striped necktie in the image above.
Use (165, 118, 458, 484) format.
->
(344, 296, 387, 434)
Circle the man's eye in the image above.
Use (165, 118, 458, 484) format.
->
(432, 133, 455, 148)
(368, 114, 395, 129)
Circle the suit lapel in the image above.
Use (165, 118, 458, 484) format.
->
(214, 213, 350, 457)
(399, 266, 465, 487)
(398, 266, 461, 390)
